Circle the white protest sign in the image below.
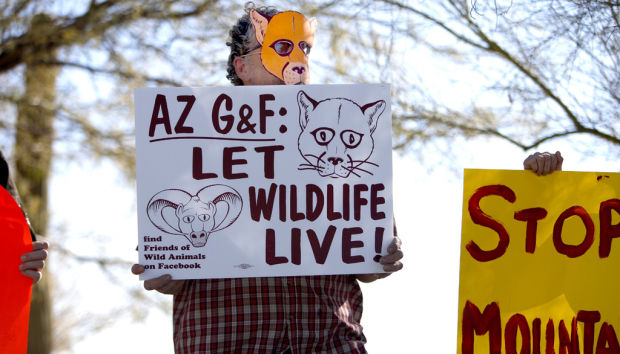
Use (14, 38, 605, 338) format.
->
(134, 84, 393, 279)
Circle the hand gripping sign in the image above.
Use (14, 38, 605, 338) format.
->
(0, 186, 33, 354)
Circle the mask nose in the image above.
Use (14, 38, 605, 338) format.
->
(292, 66, 305, 74)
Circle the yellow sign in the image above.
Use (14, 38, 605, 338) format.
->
(457, 169, 620, 354)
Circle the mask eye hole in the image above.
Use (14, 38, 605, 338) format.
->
(197, 214, 209, 222)
(182, 215, 195, 223)
(340, 130, 364, 148)
(311, 127, 335, 146)
(270, 39, 294, 56)
(299, 41, 312, 55)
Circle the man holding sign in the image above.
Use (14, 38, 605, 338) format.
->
(132, 4, 403, 353)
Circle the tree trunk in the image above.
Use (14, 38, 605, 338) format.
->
(13, 14, 57, 354)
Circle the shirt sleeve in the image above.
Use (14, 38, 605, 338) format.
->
(1, 151, 37, 241)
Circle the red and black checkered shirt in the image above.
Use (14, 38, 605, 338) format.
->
(173, 275, 366, 353)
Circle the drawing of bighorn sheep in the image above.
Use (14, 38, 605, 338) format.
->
(147, 184, 243, 247)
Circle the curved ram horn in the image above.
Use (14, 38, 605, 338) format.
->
(196, 184, 243, 232)
(147, 189, 192, 235)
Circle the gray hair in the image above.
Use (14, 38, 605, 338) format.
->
(226, 2, 279, 86)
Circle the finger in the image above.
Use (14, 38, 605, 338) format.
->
(387, 237, 401, 253)
(549, 154, 558, 172)
(157, 280, 184, 295)
(157, 281, 178, 294)
(535, 155, 544, 176)
(555, 151, 563, 171)
(382, 261, 403, 273)
(523, 154, 535, 171)
(131, 264, 145, 275)
(144, 274, 172, 291)
(20, 260, 45, 271)
(21, 269, 42, 283)
(32, 241, 49, 251)
(525, 153, 542, 173)
(356, 273, 383, 283)
(145, 275, 175, 294)
(21, 249, 48, 262)
(373, 273, 390, 280)
(380, 250, 404, 264)
(543, 154, 552, 175)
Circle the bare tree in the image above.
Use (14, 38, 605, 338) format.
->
(14, 14, 58, 353)
(309, 0, 619, 154)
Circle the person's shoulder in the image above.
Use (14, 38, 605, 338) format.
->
(1, 150, 9, 188)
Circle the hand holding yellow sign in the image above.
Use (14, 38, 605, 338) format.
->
(458, 169, 620, 354)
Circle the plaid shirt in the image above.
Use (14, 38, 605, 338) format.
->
(173, 275, 366, 353)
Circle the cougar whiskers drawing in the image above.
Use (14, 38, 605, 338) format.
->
(296, 90, 386, 178)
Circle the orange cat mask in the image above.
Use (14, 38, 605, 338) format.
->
(249, 10, 317, 85)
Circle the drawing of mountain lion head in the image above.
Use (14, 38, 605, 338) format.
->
(297, 90, 386, 178)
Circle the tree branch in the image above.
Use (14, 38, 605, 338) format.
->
(40, 59, 182, 86)
(55, 243, 133, 268)
(396, 112, 620, 151)
(0, 0, 217, 73)
(378, 0, 489, 50)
